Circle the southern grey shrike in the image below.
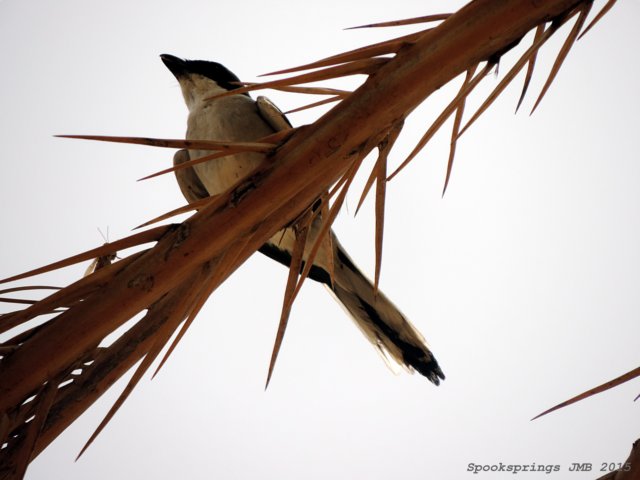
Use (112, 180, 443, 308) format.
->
(160, 54, 444, 385)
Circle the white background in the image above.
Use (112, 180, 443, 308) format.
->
(1, 0, 638, 479)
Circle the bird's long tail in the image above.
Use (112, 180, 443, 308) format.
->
(329, 242, 444, 385)
(172, 147, 444, 384)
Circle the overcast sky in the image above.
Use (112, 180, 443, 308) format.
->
(1, 1, 639, 479)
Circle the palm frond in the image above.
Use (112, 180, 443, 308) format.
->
(532, 366, 640, 420)
(0, 2, 621, 476)
(345, 13, 452, 30)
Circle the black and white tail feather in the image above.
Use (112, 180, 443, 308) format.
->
(328, 240, 444, 384)
(161, 53, 444, 385)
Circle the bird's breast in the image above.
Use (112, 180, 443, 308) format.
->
(186, 95, 274, 196)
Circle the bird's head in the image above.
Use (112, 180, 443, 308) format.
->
(160, 54, 246, 108)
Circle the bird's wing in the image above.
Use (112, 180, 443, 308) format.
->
(256, 96, 292, 132)
(173, 148, 210, 202)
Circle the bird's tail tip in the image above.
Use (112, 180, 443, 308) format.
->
(415, 357, 445, 386)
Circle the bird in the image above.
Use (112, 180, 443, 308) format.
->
(160, 54, 444, 385)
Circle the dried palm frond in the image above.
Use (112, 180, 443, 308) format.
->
(345, 13, 452, 30)
(533, 366, 640, 420)
(0, 1, 623, 478)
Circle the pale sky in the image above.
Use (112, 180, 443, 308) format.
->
(1, 1, 639, 479)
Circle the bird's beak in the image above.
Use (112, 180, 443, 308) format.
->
(160, 54, 188, 79)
